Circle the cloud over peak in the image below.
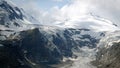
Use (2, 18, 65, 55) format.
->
(10, 0, 120, 31)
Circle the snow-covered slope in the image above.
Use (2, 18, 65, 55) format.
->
(0, 0, 39, 30)
(97, 30, 120, 49)
(56, 15, 119, 32)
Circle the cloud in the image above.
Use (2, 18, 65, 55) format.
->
(10, 0, 120, 31)
(56, 0, 90, 20)
(52, 0, 120, 31)
(51, 0, 120, 28)
(10, 0, 49, 24)
(84, 0, 120, 27)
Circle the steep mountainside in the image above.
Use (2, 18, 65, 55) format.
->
(0, 27, 105, 67)
(0, 0, 39, 29)
(93, 42, 120, 68)
(0, 0, 120, 68)
(92, 31, 120, 68)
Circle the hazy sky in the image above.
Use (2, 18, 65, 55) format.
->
(11, 0, 69, 10)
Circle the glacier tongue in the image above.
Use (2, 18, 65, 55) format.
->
(59, 46, 97, 68)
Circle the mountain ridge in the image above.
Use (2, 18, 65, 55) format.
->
(0, 0, 120, 68)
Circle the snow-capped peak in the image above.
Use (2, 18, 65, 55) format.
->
(0, 0, 40, 30)
(55, 15, 119, 32)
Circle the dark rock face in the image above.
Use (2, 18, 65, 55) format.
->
(0, 43, 32, 68)
(0, 45, 19, 68)
(93, 42, 120, 68)
(18, 28, 63, 64)
(0, 28, 63, 68)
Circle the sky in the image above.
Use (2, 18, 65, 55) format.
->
(10, 0, 120, 31)
(10, 0, 69, 10)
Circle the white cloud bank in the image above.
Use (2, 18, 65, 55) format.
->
(51, 0, 120, 25)
(11, 0, 120, 31)
(43, 0, 119, 31)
